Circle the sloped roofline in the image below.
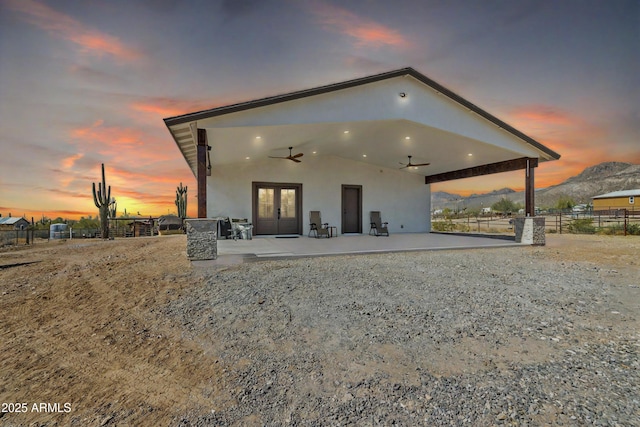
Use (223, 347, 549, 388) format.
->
(592, 189, 640, 199)
(164, 67, 560, 160)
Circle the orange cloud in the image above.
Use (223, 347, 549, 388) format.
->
(4, 0, 140, 61)
(72, 120, 142, 150)
(61, 153, 84, 169)
(130, 98, 222, 120)
(510, 105, 577, 127)
(310, 1, 410, 49)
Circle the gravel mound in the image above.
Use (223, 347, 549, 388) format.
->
(166, 248, 639, 426)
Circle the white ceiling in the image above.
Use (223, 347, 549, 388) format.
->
(201, 119, 525, 176)
(165, 69, 558, 179)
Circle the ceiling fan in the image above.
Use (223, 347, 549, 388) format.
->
(399, 155, 430, 169)
(269, 146, 303, 163)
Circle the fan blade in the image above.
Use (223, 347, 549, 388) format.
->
(399, 164, 409, 169)
(412, 162, 430, 167)
(290, 158, 302, 163)
(268, 156, 286, 159)
(291, 152, 303, 158)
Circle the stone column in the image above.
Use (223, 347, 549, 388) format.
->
(514, 216, 545, 245)
(185, 219, 218, 260)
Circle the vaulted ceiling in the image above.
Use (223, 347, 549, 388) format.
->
(164, 68, 559, 180)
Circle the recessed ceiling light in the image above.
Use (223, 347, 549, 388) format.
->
(256, 136, 261, 139)
(413, 167, 418, 170)
(312, 151, 317, 154)
(468, 153, 473, 156)
(245, 157, 250, 160)
(362, 154, 367, 158)
(399, 92, 406, 98)
(343, 130, 350, 134)
(405, 136, 411, 140)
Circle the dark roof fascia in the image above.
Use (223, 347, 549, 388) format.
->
(163, 67, 560, 160)
(163, 68, 413, 127)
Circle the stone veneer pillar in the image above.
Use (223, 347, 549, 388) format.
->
(514, 217, 545, 246)
(185, 219, 218, 260)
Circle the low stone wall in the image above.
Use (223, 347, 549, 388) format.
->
(514, 217, 545, 245)
(185, 219, 218, 260)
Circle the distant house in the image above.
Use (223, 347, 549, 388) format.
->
(592, 189, 639, 211)
(0, 216, 30, 230)
(128, 218, 155, 237)
(158, 215, 184, 234)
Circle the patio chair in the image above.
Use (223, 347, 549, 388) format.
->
(228, 218, 253, 240)
(309, 211, 330, 238)
(369, 211, 389, 236)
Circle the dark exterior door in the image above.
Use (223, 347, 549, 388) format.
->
(342, 185, 362, 234)
(253, 183, 302, 235)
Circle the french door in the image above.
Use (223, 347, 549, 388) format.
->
(252, 182, 302, 235)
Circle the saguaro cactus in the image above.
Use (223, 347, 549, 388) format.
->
(92, 163, 111, 239)
(108, 198, 117, 219)
(175, 182, 188, 219)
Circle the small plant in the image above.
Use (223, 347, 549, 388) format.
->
(432, 220, 455, 232)
(628, 223, 640, 235)
(567, 218, 595, 234)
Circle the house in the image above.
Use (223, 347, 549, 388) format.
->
(592, 189, 639, 212)
(164, 67, 560, 236)
(158, 215, 184, 235)
(0, 216, 30, 230)
(128, 219, 155, 237)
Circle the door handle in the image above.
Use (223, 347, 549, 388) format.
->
(277, 208, 281, 219)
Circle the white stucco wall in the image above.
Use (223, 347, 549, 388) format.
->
(207, 154, 431, 234)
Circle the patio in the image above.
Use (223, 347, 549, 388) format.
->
(196, 232, 521, 266)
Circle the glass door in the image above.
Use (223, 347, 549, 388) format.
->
(253, 183, 301, 235)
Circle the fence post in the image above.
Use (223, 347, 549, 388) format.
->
(624, 209, 628, 236)
(559, 213, 562, 234)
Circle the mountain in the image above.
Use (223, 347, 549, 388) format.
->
(431, 162, 640, 211)
(535, 162, 640, 207)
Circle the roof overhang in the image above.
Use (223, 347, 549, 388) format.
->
(164, 67, 560, 180)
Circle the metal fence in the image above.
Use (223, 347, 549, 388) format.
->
(431, 208, 640, 236)
(0, 228, 101, 247)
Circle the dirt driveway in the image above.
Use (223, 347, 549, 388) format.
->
(0, 234, 638, 425)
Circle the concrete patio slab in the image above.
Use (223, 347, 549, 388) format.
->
(192, 232, 522, 267)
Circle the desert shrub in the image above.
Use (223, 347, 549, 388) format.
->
(432, 221, 455, 232)
(567, 218, 596, 234)
(456, 223, 471, 232)
(598, 225, 624, 235)
(628, 223, 640, 235)
(432, 221, 473, 233)
(597, 223, 640, 236)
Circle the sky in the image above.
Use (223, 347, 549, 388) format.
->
(1, 0, 638, 220)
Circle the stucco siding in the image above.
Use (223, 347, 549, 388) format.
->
(207, 154, 430, 234)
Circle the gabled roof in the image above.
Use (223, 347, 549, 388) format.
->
(164, 67, 560, 178)
(0, 217, 28, 225)
(165, 67, 560, 161)
(592, 189, 640, 199)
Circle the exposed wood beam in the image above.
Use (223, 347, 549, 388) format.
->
(525, 158, 535, 216)
(424, 157, 538, 184)
(197, 128, 208, 218)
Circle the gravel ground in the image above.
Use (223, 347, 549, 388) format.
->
(168, 246, 639, 426)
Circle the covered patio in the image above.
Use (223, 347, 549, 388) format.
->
(194, 232, 519, 265)
(165, 67, 560, 243)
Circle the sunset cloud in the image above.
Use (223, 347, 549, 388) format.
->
(510, 105, 577, 127)
(4, 0, 140, 60)
(61, 153, 84, 169)
(130, 98, 216, 120)
(310, 1, 410, 49)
